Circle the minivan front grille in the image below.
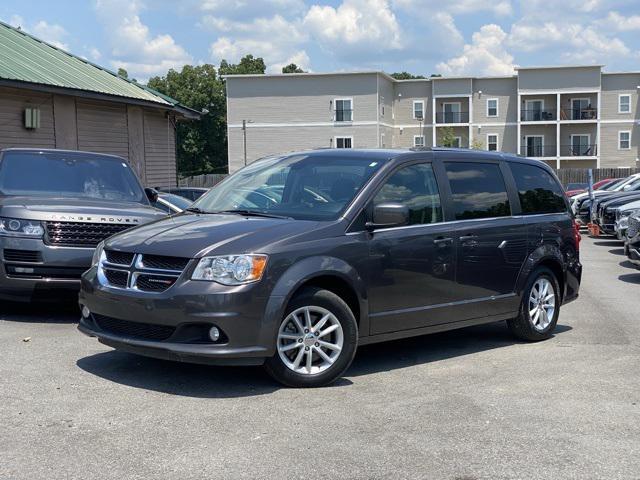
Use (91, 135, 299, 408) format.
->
(93, 314, 175, 341)
(99, 253, 190, 293)
(45, 222, 133, 247)
(3, 249, 42, 263)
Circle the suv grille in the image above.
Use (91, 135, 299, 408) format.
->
(45, 222, 133, 247)
(3, 249, 42, 263)
(100, 253, 190, 293)
(105, 250, 135, 266)
(94, 314, 175, 341)
(628, 216, 640, 238)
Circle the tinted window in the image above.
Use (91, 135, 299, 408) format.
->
(373, 163, 442, 225)
(0, 151, 145, 203)
(195, 154, 385, 221)
(445, 162, 510, 220)
(510, 163, 567, 214)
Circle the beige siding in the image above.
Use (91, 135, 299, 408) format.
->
(144, 109, 176, 187)
(470, 124, 517, 153)
(393, 81, 432, 126)
(226, 74, 378, 125)
(559, 159, 597, 169)
(518, 67, 601, 91)
(228, 125, 378, 173)
(601, 73, 640, 119)
(600, 123, 639, 168)
(76, 99, 129, 158)
(432, 78, 472, 96)
(0, 86, 55, 149)
(392, 126, 432, 148)
(520, 124, 557, 156)
(378, 75, 394, 129)
(471, 78, 518, 124)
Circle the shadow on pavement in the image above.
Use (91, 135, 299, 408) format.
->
(608, 248, 625, 256)
(76, 321, 571, 397)
(594, 240, 622, 247)
(619, 260, 637, 269)
(618, 273, 640, 284)
(0, 300, 79, 324)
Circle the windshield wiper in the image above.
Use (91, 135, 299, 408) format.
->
(214, 209, 292, 219)
(185, 207, 210, 214)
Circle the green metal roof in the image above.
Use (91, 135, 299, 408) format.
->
(0, 21, 173, 106)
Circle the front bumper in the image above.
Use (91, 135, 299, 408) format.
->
(78, 267, 278, 366)
(0, 236, 93, 301)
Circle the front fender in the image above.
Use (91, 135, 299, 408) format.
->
(259, 256, 368, 355)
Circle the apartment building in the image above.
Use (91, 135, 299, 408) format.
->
(225, 65, 639, 173)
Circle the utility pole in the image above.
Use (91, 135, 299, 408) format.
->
(242, 120, 248, 166)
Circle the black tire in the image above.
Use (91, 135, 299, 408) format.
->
(507, 267, 560, 342)
(264, 287, 358, 388)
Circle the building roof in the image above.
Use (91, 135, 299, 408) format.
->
(0, 21, 199, 117)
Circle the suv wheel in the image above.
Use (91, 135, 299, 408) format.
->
(507, 267, 560, 341)
(264, 287, 358, 387)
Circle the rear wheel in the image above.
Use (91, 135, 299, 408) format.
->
(264, 287, 358, 387)
(508, 267, 560, 341)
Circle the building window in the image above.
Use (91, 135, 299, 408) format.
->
(335, 136, 353, 149)
(334, 98, 352, 122)
(619, 131, 631, 150)
(619, 94, 631, 114)
(413, 100, 424, 120)
(487, 134, 498, 151)
(487, 98, 499, 117)
(452, 137, 462, 148)
(414, 135, 425, 147)
(380, 97, 385, 117)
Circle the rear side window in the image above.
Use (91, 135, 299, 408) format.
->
(373, 163, 442, 225)
(444, 162, 511, 220)
(510, 162, 567, 214)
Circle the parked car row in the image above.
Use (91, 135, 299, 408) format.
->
(566, 173, 640, 269)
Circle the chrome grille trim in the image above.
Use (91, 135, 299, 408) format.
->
(98, 252, 190, 293)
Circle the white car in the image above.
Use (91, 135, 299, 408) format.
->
(614, 198, 640, 240)
(571, 174, 640, 215)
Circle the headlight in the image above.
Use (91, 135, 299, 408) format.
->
(92, 241, 105, 266)
(192, 254, 268, 285)
(618, 217, 629, 229)
(0, 217, 44, 238)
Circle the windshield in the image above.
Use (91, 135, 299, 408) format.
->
(160, 193, 192, 210)
(193, 154, 386, 220)
(0, 151, 146, 203)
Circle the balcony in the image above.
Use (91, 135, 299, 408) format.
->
(334, 109, 353, 122)
(559, 144, 597, 157)
(560, 107, 597, 121)
(520, 109, 556, 122)
(520, 145, 557, 158)
(435, 111, 469, 124)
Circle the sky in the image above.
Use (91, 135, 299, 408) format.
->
(2, 0, 640, 82)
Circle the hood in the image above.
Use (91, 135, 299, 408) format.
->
(0, 195, 164, 224)
(601, 192, 640, 208)
(104, 213, 326, 258)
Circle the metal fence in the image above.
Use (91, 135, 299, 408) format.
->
(178, 173, 228, 188)
(555, 168, 640, 186)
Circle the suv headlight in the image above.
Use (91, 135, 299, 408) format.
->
(92, 241, 105, 266)
(192, 254, 268, 285)
(0, 217, 44, 238)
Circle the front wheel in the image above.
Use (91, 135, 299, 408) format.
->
(264, 287, 358, 387)
(507, 267, 560, 341)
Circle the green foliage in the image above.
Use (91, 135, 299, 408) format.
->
(471, 138, 484, 150)
(439, 127, 457, 147)
(390, 71, 426, 80)
(117, 68, 128, 79)
(219, 55, 266, 76)
(282, 63, 305, 73)
(430, 73, 442, 77)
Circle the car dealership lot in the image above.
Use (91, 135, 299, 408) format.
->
(1, 236, 639, 480)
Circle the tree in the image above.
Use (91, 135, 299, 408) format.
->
(430, 73, 442, 77)
(282, 63, 305, 74)
(439, 127, 458, 147)
(390, 71, 425, 80)
(147, 64, 227, 175)
(471, 138, 484, 150)
(117, 68, 128, 79)
(219, 55, 266, 76)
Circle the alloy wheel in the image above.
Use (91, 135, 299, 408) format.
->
(528, 277, 556, 331)
(277, 306, 344, 375)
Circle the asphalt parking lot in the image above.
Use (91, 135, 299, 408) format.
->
(1, 236, 639, 480)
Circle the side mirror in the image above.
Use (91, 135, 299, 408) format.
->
(145, 187, 159, 203)
(366, 203, 409, 231)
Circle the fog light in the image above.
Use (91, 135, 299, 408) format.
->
(209, 326, 221, 342)
(81, 305, 91, 318)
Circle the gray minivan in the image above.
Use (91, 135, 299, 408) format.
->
(0, 148, 165, 301)
(78, 148, 582, 387)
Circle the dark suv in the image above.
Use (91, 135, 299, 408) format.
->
(78, 148, 582, 387)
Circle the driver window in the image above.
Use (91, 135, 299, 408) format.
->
(373, 163, 443, 225)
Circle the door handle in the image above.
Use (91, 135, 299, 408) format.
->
(459, 234, 478, 247)
(433, 237, 453, 246)
(459, 235, 478, 241)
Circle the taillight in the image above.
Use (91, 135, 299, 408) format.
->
(573, 220, 581, 251)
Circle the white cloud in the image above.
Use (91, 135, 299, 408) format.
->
(394, 0, 512, 17)
(303, 0, 403, 54)
(199, 0, 306, 18)
(94, 0, 192, 79)
(436, 24, 516, 76)
(599, 11, 640, 31)
(5, 15, 69, 50)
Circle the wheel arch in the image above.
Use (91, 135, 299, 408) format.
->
(517, 244, 566, 301)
